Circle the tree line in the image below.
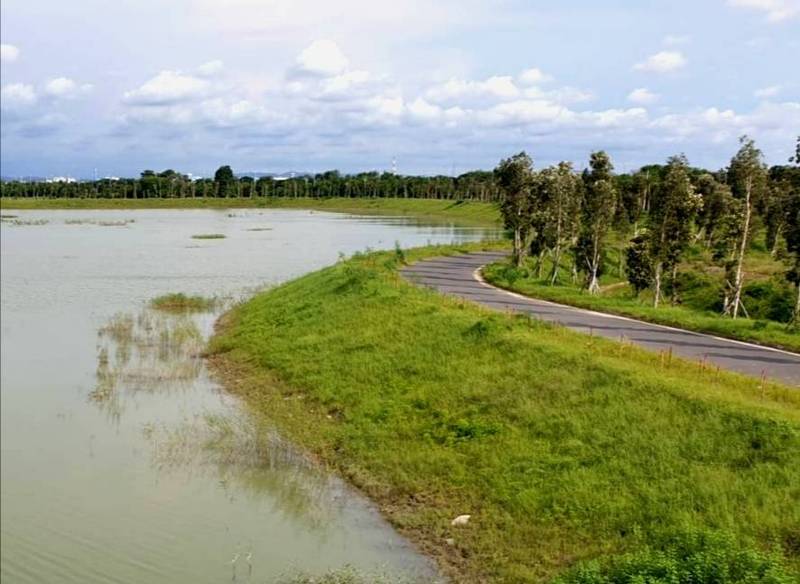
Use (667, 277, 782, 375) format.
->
(494, 136, 800, 324)
(0, 166, 500, 201)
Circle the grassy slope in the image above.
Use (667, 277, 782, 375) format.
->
(482, 246, 800, 353)
(209, 243, 800, 583)
(0, 197, 502, 226)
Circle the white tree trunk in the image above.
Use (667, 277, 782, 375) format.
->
(653, 262, 662, 308)
(731, 180, 752, 319)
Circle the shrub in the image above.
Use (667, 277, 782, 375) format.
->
(555, 530, 794, 584)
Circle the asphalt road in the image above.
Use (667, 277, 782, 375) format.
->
(401, 251, 800, 386)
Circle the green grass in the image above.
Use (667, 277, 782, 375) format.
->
(208, 243, 800, 583)
(482, 259, 800, 353)
(0, 197, 502, 227)
(191, 233, 226, 240)
(149, 293, 217, 312)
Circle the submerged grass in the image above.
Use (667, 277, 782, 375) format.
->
(150, 292, 218, 313)
(208, 242, 800, 583)
(191, 233, 226, 240)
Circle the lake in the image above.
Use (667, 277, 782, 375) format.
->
(0, 208, 497, 584)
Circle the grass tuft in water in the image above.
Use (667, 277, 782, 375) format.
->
(191, 233, 226, 239)
(276, 566, 434, 584)
(150, 293, 217, 313)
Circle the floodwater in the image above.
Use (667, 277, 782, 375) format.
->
(0, 208, 497, 584)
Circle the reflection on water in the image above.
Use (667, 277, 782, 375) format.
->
(1, 209, 497, 584)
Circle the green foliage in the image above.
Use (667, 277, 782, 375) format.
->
(555, 530, 794, 584)
(625, 234, 653, 294)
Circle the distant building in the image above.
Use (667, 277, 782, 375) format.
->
(45, 176, 77, 183)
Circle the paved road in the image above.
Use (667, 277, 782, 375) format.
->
(401, 251, 800, 386)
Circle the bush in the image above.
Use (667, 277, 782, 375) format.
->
(555, 530, 794, 584)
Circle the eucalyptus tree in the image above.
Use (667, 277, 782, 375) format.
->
(577, 151, 617, 294)
(494, 152, 535, 266)
(724, 136, 768, 318)
(694, 173, 732, 247)
(539, 162, 582, 284)
(647, 155, 701, 307)
(784, 138, 800, 325)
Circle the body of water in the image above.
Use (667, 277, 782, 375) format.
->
(0, 208, 496, 583)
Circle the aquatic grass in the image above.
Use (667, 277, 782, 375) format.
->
(246, 227, 273, 231)
(149, 292, 218, 313)
(5, 218, 49, 226)
(64, 218, 134, 226)
(91, 308, 207, 420)
(0, 213, 18, 219)
(144, 410, 341, 529)
(209, 242, 800, 583)
(275, 566, 436, 584)
(191, 233, 226, 239)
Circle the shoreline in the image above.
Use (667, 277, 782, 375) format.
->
(206, 243, 800, 582)
(0, 197, 502, 227)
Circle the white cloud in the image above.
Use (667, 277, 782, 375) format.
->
(293, 40, 349, 77)
(44, 77, 93, 98)
(754, 85, 782, 98)
(1, 83, 37, 108)
(517, 68, 551, 86)
(426, 75, 520, 104)
(197, 60, 224, 76)
(124, 70, 210, 105)
(633, 51, 686, 73)
(627, 88, 659, 104)
(0, 43, 20, 62)
(728, 0, 799, 22)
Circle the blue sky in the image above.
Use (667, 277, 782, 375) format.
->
(1, 0, 798, 178)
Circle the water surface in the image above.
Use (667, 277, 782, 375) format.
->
(0, 208, 496, 583)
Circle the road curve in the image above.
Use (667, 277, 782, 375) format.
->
(400, 251, 800, 386)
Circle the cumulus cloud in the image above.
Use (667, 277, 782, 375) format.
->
(755, 85, 782, 98)
(124, 71, 210, 105)
(197, 59, 224, 76)
(1, 43, 20, 62)
(1, 83, 37, 108)
(292, 40, 349, 77)
(44, 77, 93, 98)
(517, 68, 551, 86)
(728, 0, 799, 22)
(627, 88, 659, 104)
(633, 51, 686, 73)
(426, 75, 520, 105)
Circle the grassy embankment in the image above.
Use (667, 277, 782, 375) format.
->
(483, 239, 800, 353)
(0, 197, 502, 227)
(208, 242, 800, 583)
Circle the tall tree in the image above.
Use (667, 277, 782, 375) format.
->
(539, 162, 582, 285)
(647, 155, 701, 307)
(695, 173, 731, 247)
(214, 165, 236, 197)
(495, 152, 535, 266)
(724, 136, 768, 318)
(784, 137, 800, 326)
(577, 151, 617, 294)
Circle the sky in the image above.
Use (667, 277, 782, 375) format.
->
(1, 0, 798, 178)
